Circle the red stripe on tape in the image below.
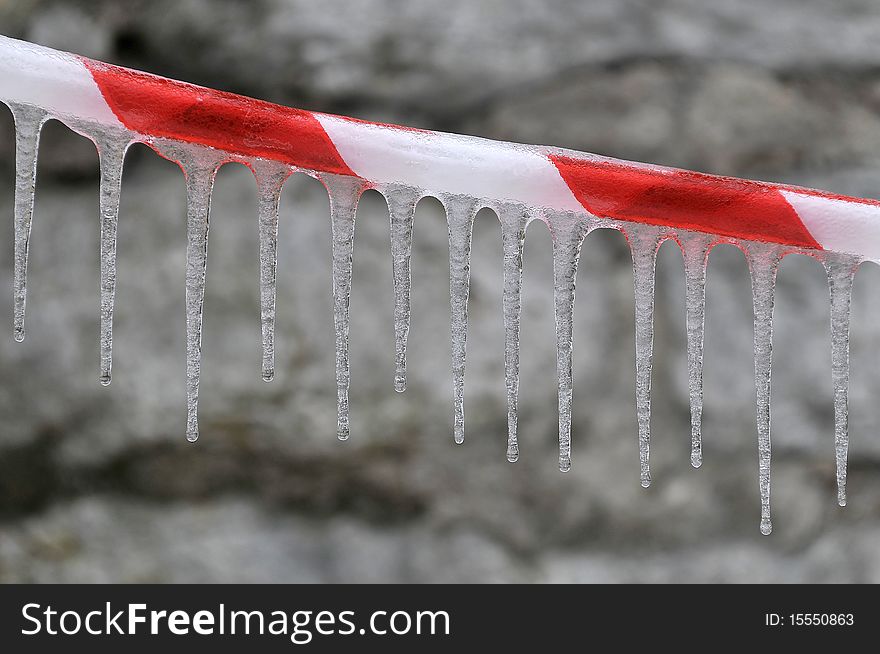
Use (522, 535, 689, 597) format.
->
(551, 155, 821, 248)
(82, 59, 355, 176)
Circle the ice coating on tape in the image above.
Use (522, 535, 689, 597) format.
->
(3, 34, 880, 259)
(1, 33, 876, 534)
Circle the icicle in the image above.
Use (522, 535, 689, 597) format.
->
(96, 134, 131, 385)
(628, 225, 664, 488)
(825, 254, 858, 508)
(384, 185, 418, 393)
(548, 212, 590, 472)
(681, 233, 713, 468)
(252, 161, 291, 383)
(747, 243, 782, 535)
(499, 203, 529, 462)
(325, 174, 364, 441)
(9, 103, 47, 343)
(443, 194, 480, 445)
(181, 157, 220, 443)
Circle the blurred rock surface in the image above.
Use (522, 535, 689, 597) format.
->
(1, 0, 880, 582)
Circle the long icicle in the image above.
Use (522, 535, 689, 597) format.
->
(326, 174, 364, 441)
(385, 185, 419, 393)
(499, 203, 529, 462)
(9, 103, 47, 343)
(183, 161, 219, 443)
(825, 254, 858, 507)
(444, 194, 479, 444)
(253, 160, 291, 383)
(549, 213, 590, 473)
(748, 243, 782, 535)
(629, 225, 664, 488)
(96, 134, 131, 385)
(681, 233, 713, 468)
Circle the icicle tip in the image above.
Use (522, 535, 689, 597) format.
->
(760, 519, 772, 536)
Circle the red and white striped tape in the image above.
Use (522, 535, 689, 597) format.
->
(2, 35, 880, 261)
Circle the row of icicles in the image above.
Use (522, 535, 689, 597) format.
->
(6, 101, 860, 534)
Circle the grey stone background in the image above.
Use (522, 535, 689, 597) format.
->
(1, 0, 880, 582)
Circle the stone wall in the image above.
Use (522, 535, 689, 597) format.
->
(1, 0, 880, 582)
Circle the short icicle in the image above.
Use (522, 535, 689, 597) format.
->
(384, 185, 419, 393)
(9, 103, 48, 343)
(628, 225, 664, 488)
(325, 174, 365, 441)
(253, 160, 291, 383)
(180, 153, 221, 443)
(96, 134, 131, 386)
(825, 253, 859, 508)
(748, 243, 782, 536)
(681, 233, 713, 468)
(548, 212, 590, 473)
(499, 203, 529, 462)
(443, 194, 480, 445)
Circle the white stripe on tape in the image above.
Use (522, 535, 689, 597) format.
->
(0, 36, 121, 126)
(781, 190, 880, 262)
(316, 114, 583, 212)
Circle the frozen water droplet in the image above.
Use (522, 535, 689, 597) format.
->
(325, 174, 364, 441)
(825, 253, 858, 508)
(384, 185, 418, 394)
(548, 212, 590, 473)
(96, 133, 131, 386)
(9, 103, 47, 343)
(499, 203, 529, 463)
(443, 194, 480, 445)
(748, 243, 782, 536)
(681, 233, 713, 468)
(628, 225, 664, 488)
(253, 160, 290, 384)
